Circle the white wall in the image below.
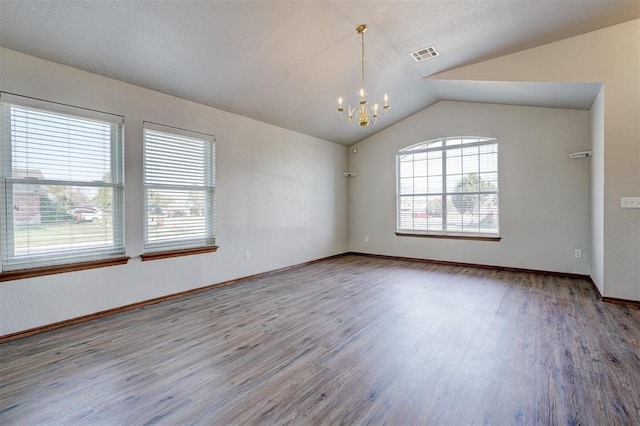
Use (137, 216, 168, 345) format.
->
(590, 88, 605, 293)
(349, 101, 591, 275)
(0, 48, 349, 336)
(429, 20, 640, 301)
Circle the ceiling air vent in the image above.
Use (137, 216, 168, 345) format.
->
(410, 46, 439, 62)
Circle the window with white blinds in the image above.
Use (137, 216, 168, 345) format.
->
(397, 137, 499, 236)
(0, 93, 125, 271)
(143, 123, 215, 253)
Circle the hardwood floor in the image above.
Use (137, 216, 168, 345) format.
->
(1, 254, 639, 425)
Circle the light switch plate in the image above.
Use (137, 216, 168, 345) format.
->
(621, 197, 640, 208)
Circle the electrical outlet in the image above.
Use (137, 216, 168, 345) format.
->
(244, 250, 250, 260)
(621, 197, 640, 208)
(574, 249, 582, 258)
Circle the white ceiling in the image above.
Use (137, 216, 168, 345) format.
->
(1, 1, 638, 145)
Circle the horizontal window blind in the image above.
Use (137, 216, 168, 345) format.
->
(1, 93, 125, 271)
(143, 123, 215, 253)
(397, 137, 499, 236)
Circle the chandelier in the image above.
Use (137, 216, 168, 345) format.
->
(337, 24, 390, 128)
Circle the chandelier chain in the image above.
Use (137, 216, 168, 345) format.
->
(361, 29, 365, 91)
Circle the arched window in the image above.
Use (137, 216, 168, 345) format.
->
(396, 137, 499, 237)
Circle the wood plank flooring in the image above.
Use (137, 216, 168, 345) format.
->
(1, 254, 639, 425)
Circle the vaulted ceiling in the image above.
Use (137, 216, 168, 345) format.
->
(1, 1, 638, 145)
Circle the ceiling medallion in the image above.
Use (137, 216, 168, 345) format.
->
(337, 24, 390, 128)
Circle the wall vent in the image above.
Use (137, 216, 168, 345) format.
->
(410, 46, 439, 62)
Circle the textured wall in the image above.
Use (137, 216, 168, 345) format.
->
(427, 20, 640, 301)
(0, 48, 349, 336)
(349, 101, 591, 275)
(590, 89, 605, 293)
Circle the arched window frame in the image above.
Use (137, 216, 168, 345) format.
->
(396, 136, 500, 240)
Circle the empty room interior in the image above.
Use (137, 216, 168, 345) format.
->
(1, 1, 639, 424)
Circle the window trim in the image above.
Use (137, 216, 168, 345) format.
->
(1, 92, 126, 273)
(395, 231, 501, 242)
(396, 136, 499, 238)
(142, 122, 216, 256)
(0, 256, 130, 282)
(140, 245, 219, 262)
